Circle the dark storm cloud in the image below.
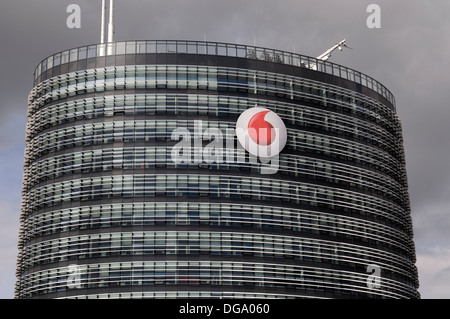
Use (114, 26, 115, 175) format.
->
(0, 0, 449, 298)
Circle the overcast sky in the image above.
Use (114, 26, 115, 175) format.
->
(1, 0, 449, 299)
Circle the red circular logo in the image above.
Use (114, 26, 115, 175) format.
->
(248, 111, 276, 146)
(236, 107, 287, 157)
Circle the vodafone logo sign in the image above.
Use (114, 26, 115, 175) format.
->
(236, 107, 287, 158)
(170, 107, 285, 174)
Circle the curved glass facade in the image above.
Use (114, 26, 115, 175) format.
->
(16, 40, 419, 299)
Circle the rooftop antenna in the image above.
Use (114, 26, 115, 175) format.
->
(107, 0, 115, 43)
(100, 0, 106, 43)
(316, 39, 351, 61)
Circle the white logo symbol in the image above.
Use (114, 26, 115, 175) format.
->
(235, 107, 287, 158)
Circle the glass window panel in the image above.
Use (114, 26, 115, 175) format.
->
(218, 45, 227, 56)
(116, 42, 126, 55)
(177, 42, 187, 53)
(70, 49, 78, 62)
(285, 53, 292, 64)
(255, 48, 264, 60)
(236, 46, 246, 58)
(347, 69, 354, 82)
(273, 51, 283, 63)
(188, 42, 197, 54)
(136, 41, 146, 54)
(97, 44, 106, 57)
(146, 41, 156, 53)
(61, 51, 70, 64)
(167, 42, 177, 53)
(54, 53, 61, 66)
(126, 42, 136, 54)
(340, 67, 348, 80)
(47, 56, 53, 69)
(157, 42, 167, 53)
(325, 62, 333, 74)
(361, 74, 367, 86)
(78, 47, 87, 60)
(106, 42, 115, 55)
(87, 46, 97, 58)
(333, 65, 340, 77)
(264, 51, 274, 62)
(198, 44, 207, 55)
(227, 45, 237, 57)
(207, 43, 216, 55)
(354, 71, 361, 84)
(316, 61, 325, 73)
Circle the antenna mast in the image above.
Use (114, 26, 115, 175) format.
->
(101, 0, 115, 44)
(101, 0, 106, 43)
(108, 0, 115, 43)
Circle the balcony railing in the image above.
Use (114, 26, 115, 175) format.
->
(33, 40, 395, 108)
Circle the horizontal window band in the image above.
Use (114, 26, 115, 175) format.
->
(17, 259, 417, 300)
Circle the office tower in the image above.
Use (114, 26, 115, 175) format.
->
(15, 40, 419, 298)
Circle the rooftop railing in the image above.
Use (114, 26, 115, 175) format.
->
(34, 40, 395, 107)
